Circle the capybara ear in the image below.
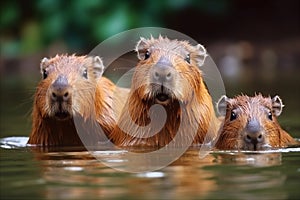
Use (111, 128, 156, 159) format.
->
(195, 44, 208, 66)
(40, 57, 49, 72)
(136, 37, 148, 60)
(92, 56, 104, 78)
(272, 95, 284, 116)
(217, 95, 229, 116)
(40, 57, 50, 79)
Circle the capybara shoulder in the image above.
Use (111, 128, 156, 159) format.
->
(215, 94, 296, 150)
(28, 54, 127, 146)
(110, 36, 219, 147)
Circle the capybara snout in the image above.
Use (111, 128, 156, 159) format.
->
(150, 56, 177, 104)
(48, 75, 72, 120)
(244, 119, 265, 149)
(50, 75, 70, 99)
(151, 56, 174, 84)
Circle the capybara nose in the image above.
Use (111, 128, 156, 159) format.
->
(152, 57, 174, 83)
(245, 119, 264, 145)
(50, 75, 71, 102)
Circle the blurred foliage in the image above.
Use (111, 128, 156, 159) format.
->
(0, 0, 230, 57)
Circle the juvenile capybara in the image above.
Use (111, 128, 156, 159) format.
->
(215, 94, 297, 150)
(110, 36, 220, 147)
(28, 54, 128, 146)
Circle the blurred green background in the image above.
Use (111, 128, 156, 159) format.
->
(0, 0, 299, 137)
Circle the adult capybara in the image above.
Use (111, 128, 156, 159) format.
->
(110, 36, 220, 147)
(215, 94, 297, 150)
(28, 54, 128, 146)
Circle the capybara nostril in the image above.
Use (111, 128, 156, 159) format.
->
(51, 92, 57, 101)
(257, 134, 263, 142)
(246, 135, 251, 141)
(166, 72, 172, 80)
(63, 91, 70, 101)
(154, 71, 160, 80)
(245, 133, 259, 145)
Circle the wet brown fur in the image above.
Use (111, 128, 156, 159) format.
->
(110, 37, 220, 147)
(28, 54, 128, 146)
(215, 94, 296, 150)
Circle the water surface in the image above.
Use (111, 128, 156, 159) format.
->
(1, 137, 299, 200)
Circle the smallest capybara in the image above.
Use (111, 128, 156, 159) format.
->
(215, 94, 297, 150)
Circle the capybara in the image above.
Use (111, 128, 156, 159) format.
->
(28, 54, 128, 146)
(110, 36, 220, 147)
(215, 94, 297, 150)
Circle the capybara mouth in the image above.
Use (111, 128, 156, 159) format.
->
(54, 111, 71, 120)
(155, 93, 170, 103)
(150, 84, 174, 104)
(244, 142, 267, 151)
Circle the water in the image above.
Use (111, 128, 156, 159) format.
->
(1, 137, 300, 200)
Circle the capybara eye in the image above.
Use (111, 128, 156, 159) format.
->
(82, 69, 88, 79)
(42, 69, 48, 79)
(230, 111, 237, 121)
(144, 50, 151, 60)
(185, 54, 190, 64)
(268, 111, 273, 120)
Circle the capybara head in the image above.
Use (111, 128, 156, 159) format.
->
(133, 36, 207, 105)
(216, 94, 291, 150)
(35, 54, 104, 121)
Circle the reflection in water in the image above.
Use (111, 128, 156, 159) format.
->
(212, 152, 282, 167)
(30, 149, 217, 199)
(209, 168, 288, 200)
(1, 138, 300, 199)
(207, 152, 288, 200)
